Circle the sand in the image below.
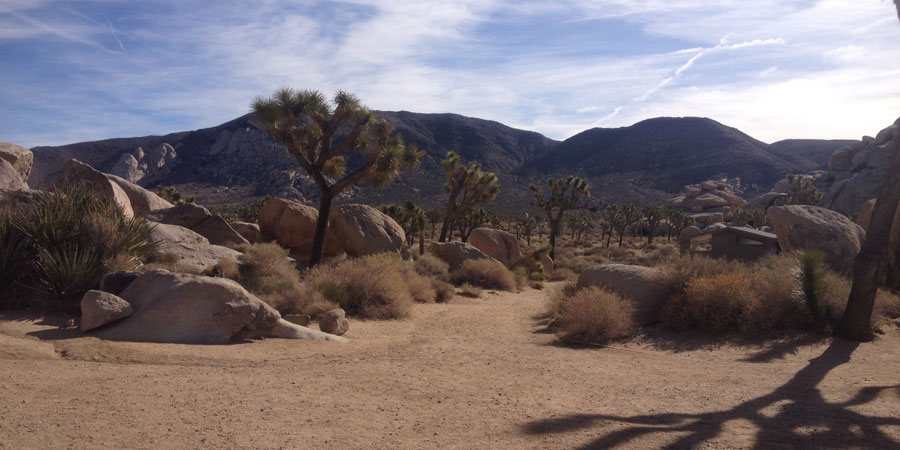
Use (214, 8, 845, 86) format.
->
(1, 286, 899, 449)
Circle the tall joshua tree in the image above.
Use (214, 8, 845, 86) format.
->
(252, 88, 422, 266)
(836, 119, 900, 341)
(642, 205, 663, 244)
(530, 176, 590, 259)
(439, 151, 500, 242)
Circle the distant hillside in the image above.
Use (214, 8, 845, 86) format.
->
(522, 117, 800, 197)
(30, 113, 845, 210)
(767, 139, 855, 172)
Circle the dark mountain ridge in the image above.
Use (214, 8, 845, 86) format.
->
(29, 113, 847, 211)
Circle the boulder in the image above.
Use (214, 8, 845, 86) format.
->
(468, 228, 522, 268)
(149, 222, 241, 274)
(148, 203, 248, 247)
(329, 204, 405, 257)
(710, 191, 746, 209)
(684, 185, 702, 197)
(230, 221, 263, 244)
(105, 174, 173, 217)
(100, 271, 141, 296)
(429, 241, 501, 271)
(829, 144, 862, 171)
(540, 254, 554, 276)
(746, 192, 787, 211)
(0, 142, 33, 182)
(0, 188, 39, 210)
(767, 205, 866, 273)
(701, 222, 728, 234)
(109, 153, 144, 183)
(257, 198, 339, 257)
(689, 212, 725, 228)
(96, 271, 345, 344)
(266, 319, 348, 342)
(80, 290, 133, 332)
(56, 159, 134, 218)
(0, 159, 27, 190)
(318, 308, 350, 336)
(576, 264, 672, 326)
(693, 193, 729, 209)
(678, 225, 703, 241)
(283, 314, 311, 327)
(667, 195, 686, 208)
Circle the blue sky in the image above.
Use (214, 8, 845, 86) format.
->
(1, 0, 899, 148)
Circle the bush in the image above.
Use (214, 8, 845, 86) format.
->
(0, 188, 157, 312)
(662, 272, 766, 333)
(302, 253, 414, 320)
(547, 267, 576, 282)
(450, 259, 517, 291)
(414, 253, 450, 280)
(458, 283, 482, 298)
(552, 287, 634, 345)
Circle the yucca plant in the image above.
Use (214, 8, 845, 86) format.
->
(0, 212, 34, 308)
(794, 250, 830, 331)
(32, 245, 105, 311)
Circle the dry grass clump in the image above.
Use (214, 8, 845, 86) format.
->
(414, 253, 450, 280)
(214, 243, 336, 316)
(302, 253, 413, 320)
(458, 283, 483, 298)
(450, 259, 517, 291)
(547, 267, 576, 282)
(546, 286, 634, 345)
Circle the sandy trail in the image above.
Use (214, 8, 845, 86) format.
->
(1, 286, 899, 449)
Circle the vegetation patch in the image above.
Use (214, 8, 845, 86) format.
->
(545, 286, 634, 345)
(450, 259, 517, 291)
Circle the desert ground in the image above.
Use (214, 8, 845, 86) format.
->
(2, 284, 898, 450)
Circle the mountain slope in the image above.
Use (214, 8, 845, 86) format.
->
(29, 113, 843, 210)
(767, 139, 855, 172)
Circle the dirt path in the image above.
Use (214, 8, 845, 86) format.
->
(2, 286, 899, 449)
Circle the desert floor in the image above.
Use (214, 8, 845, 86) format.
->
(2, 285, 899, 450)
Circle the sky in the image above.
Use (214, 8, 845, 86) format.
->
(1, 0, 899, 148)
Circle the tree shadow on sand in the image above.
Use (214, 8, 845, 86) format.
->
(522, 339, 900, 449)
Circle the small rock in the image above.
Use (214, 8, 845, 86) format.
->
(318, 308, 350, 336)
(80, 290, 134, 332)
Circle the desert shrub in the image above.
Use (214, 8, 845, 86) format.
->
(551, 287, 634, 345)
(458, 283, 482, 298)
(414, 253, 450, 280)
(662, 272, 765, 333)
(0, 188, 157, 312)
(155, 184, 194, 205)
(237, 196, 271, 223)
(432, 279, 456, 303)
(450, 259, 517, 291)
(302, 253, 413, 320)
(547, 267, 576, 282)
(530, 280, 545, 290)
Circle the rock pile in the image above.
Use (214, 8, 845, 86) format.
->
(667, 180, 746, 227)
(109, 143, 177, 185)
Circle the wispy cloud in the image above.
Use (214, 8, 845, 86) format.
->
(0, 0, 898, 147)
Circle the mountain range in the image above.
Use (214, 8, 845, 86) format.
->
(28, 112, 854, 212)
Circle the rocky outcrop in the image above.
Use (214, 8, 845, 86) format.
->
(318, 308, 350, 336)
(0, 188, 39, 210)
(329, 204, 406, 257)
(148, 203, 248, 247)
(56, 159, 135, 218)
(0, 142, 33, 183)
(468, 228, 522, 268)
(428, 241, 502, 271)
(80, 290, 134, 332)
(769, 120, 898, 216)
(576, 264, 671, 326)
(100, 271, 141, 296)
(109, 143, 177, 184)
(96, 271, 346, 344)
(668, 180, 746, 224)
(149, 222, 241, 274)
(767, 205, 865, 273)
(230, 221, 263, 244)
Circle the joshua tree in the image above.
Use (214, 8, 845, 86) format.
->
(253, 88, 422, 266)
(425, 209, 443, 240)
(530, 176, 591, 259)
(664, 208, 693, 241)
(377, 201, 428, 253)
(438, 151, 500, 242)
(785, 174, 825, 205)
(836, 119, 900, 341)
(455, 207, 488, 243)
(612, 203, 640, 248)
(515, 212, 538, 246)
(642, 205, 664, 244)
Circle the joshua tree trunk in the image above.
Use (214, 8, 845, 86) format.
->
(438, 219, 452, 242)
(548, 219, 561, 260)
(419, 228, 425, 255)
(310, 192, 334, 267)
(836, 126, 900, 341)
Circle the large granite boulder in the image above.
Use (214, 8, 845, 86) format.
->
(0, 159, 27, 190)
(576, 264, 672, 326)
(148, 203, 248, 247)
(149, 222, 241, 274)
(230, 221, 263, 244)
(105, 173, 173, 217)
(745, 192, 787, 211)
(0, 142, 33, 183)
(258, 198, 340, 258)
(428, 241, 501, 271)
(96, 271, 346, 344)
(767, 205, 866, 273)
(56, 159, 135, 218)
(80, 290, 134, 332)
(466, 228, 522, 268)
(0, 188, 39, 211)
(329, 204, 405, 257)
